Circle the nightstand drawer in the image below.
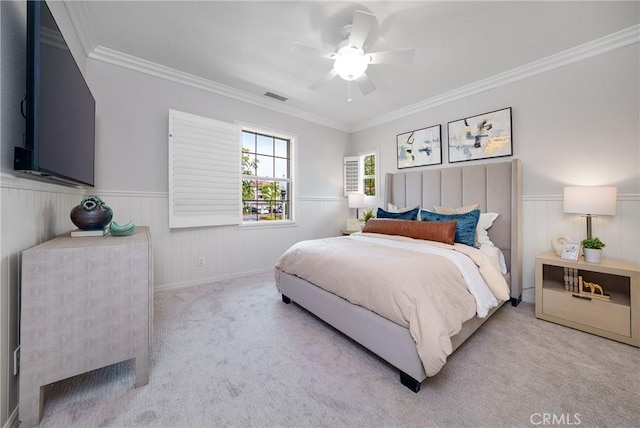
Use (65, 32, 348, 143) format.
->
(543, 288, 630, 337)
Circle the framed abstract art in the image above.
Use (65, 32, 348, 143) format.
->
(396, 124, 442, 169)
(447, 107, 512, 163)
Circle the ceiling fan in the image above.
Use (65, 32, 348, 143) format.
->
(290, 10, 415, 101)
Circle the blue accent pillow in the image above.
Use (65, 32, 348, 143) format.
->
(419, 209, 480, 247)
(376, 207, 420, 220)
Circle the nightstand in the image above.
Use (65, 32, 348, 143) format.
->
(535, 252, 639, 347)
(340, 229, 358, 235)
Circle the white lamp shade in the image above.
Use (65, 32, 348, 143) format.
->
(563, 187, 617, 215)
(348, 192, 366, 209)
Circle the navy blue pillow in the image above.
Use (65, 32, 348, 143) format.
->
(419, 209, 480, 247)
(376, 207, 420, 220)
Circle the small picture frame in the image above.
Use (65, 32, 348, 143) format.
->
(346, 219, 365, 231)
(560, 242, 581, 261)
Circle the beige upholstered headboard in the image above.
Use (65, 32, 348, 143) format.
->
(385, 159, 522, 303)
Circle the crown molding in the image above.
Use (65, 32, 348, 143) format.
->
(88, 47, 351, 132)
(350, 24, 640, 132)
(67, 1, 638, 135)
(63, 1, 97, 58)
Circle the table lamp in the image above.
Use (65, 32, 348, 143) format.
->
(348, 192, 366, 219)
(563, 186, 617, 239)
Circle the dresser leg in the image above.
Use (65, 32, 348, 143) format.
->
(134, 352, 149, 388)
(19, 382, 44, 428)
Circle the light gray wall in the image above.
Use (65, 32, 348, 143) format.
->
(352, 44, 639, 196)
(1, 2, 87, 427)
(1, 1, 26, 173)
(350, 42, 640, 299)
(1, 2, 27, 425)
(87, 59, 349, 196)
(1, 3, 350, 425)
(83, 59, 351, 291)
(2, 1, 638, 425)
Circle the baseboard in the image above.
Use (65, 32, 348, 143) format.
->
(3, 406, 19, 428)
(522, 287, 535, 304)
(153, 267, 274, 293)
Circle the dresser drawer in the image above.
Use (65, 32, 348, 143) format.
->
(542, 288, 630, 337)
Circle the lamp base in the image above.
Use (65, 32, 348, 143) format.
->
(586, 214, 593, 240)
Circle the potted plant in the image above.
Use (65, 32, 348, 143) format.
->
(362, 208, 375, 223)
(581, 237, 605, 263)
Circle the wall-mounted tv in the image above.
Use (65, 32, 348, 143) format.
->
(14, 0, 96, 187)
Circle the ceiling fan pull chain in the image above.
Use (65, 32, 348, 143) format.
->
(347, 80, 352, 103)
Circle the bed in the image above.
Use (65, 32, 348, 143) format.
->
(275, 159, 522, 392)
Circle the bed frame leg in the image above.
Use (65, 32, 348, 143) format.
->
(399, 371, 421, 393)
(510, 295, 522, 307)
(282, 294, 291, 304)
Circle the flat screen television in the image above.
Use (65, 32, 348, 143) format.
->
(14, 0, 96, 187)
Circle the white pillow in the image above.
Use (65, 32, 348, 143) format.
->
(477, 212, 499, 246)
(479, 243, 508, 274)
(432, 203, 480, 214)
(387, 203, 420, 213)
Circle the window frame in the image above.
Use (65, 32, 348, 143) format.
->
(360, 149, 379, 200)
(238, 122, 297, 226)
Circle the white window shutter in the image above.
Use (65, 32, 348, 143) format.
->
(169, 110, 241, 228)
(343, 156, 360, 196)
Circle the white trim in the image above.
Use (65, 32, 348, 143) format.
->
(91, 189, 168, 199)
(298, 196, 343, 202)
(238, 122, 297, 222)
(522, 288, 535, 304)
(522, 193, 639, 202)
(89, 47, 350, 132)
(238, 220, 298, 230)
(360, 148, 379, 200)
(77, 22, 639, 133)
(2, 406, 18, 428)
(63, 1, 97, 58)
(351, 25, 640, 132)
(153, 267, 274, 293)
(0, 172, 86, 194)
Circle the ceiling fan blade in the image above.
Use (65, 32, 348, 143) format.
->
(309, 69, 337, 90)
(290, 42, 334, 59)
(349, 10, 375, 49)
(355, 72, 376, 95)
(368, 48, 415, 64)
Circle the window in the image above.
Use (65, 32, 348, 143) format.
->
(344, 149, 378, 199)
(241, 129, 293, 222)
(363, 152, 376, 197)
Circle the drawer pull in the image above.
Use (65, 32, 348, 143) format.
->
(572, 294, 592, 301)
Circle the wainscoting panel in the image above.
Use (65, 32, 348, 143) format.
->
(1, 180, 638, 423)
(1, 178, 84, 425)
(521, 195, 639, 303)
(95, 191, 348, 290)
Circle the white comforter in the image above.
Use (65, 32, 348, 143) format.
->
(274, 232, 510, 376)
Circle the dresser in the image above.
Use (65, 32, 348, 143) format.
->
(19, 227, 152, 427)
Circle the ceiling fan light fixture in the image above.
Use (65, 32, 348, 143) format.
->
(333, 46, 369, 81)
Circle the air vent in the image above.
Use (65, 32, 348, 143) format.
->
(264, 92, 288, 102)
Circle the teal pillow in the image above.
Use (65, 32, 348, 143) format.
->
(376, 207, 420, 220)
(419, 209, 480, 247)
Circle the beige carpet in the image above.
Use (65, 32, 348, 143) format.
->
(37, 271, 639, 427)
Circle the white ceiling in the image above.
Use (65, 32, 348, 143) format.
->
(71, 1, 639, 131)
